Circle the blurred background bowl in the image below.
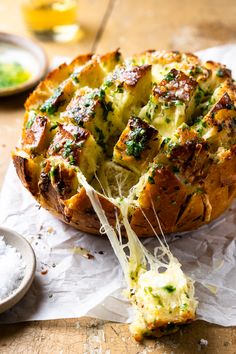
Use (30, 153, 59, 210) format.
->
(0, 32, 48, 97)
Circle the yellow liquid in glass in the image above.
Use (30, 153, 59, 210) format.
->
(22, 0, 79, 41)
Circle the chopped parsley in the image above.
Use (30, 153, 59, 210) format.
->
(76, 141, 84, 149)
(144, 287, 164, 307)
(172, 165, 179, 173)
(196, 120, 207, 136)
(195, 87, 205, 106)
(126, 140, 144, 158)
(116, 85, 124, 93)
(216, 68, 224, 78)
(125, 126, 148, 159)
(69, 155, 76, 165)
(161, 137, 171, 147)
(26, 112, 36, 129)
(98, 88, 105, 101)
(102, 100, 113, 118)
(195, 66, 203, 74)
(189, 66, 203, 77)
(115, 51, 121, 62)
(71, 72, 80, 84)
(144, 286, 153, 294)
(53, 143, 61, 153)
(165, 117, 171, 124)
(163, 285, 176, 293)
(148, 176, 155, 184)
(50, 122, 58, 131)
(195, 187, 204, 194)
(180, 303, 188, 310)
(174, 100, 184, 106)
(165, 71, 176, 82)
(95, 127, 105, 148)
(97, 88, 113, 120)
(49, 166, 56, 179)
(181, 123, 190, 131)
(146, 111, 151, 120)
(103, 79, 113, 88)
(40, 87, 64, 115)
(166, 141, 180, 153)
(196, 126, 204, 136)
(125, 117, 157, 159)
(62, 139, 74, 158)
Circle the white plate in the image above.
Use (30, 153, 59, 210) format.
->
(0, 226, 36, 314)
(0, 32, 48, 97)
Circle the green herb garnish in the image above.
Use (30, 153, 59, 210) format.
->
(41, 87, 64, 115)
(163, 285, 176, 293)
(53, 143, 61, 153)
(172, 166, 179, 173)
(148, 176, 155, 184)
(216, 68, 224, 78)
(50, 122, 58, 131)
(195, 87, 205, 105)
(26, 112, 36, 129)
(125, 126, 148, 159)
(116, 85, 124, 93)
(69, 155, 76, 165)
(165, 71, 176, 82)
(95, 127, 105, 148)
(195, 187, 204, 194)
(126, 140, 144, 158)
(62, 139, 73, 158)
(175, 100, 183, 106)
(49, 166, 56, 179)
(165, 117, 171, 124)
(103, 79, 113, 88)
(180, 303, 188, 310)
(0, 62, 31, 89)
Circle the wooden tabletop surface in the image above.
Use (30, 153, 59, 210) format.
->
(0, 0, 236, 353)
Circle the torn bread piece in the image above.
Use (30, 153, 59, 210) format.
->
(76, 170, 198, 341)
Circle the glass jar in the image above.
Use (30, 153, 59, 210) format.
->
(21, 0, 80, 42)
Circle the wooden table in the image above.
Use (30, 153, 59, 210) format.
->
(0, 0, 236, 352)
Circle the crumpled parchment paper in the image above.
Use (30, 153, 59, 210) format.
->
(0, 45, 236, 325)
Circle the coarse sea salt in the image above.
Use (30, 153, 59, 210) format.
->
(0, 236, 26, 301)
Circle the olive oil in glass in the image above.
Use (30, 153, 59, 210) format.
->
(21, 0, 80, 42)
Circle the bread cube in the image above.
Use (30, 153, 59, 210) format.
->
(113, 117, 160, 174)
(47, 124, 102, 180)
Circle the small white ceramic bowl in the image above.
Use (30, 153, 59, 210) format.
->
(0, 226, 36, 314)
(0, 32, 48, 97)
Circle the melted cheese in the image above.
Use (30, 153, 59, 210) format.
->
(76, 170, 198, 341)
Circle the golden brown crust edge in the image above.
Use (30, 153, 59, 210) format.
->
(13, 151, 236, 237)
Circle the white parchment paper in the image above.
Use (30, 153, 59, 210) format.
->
(0, 45, 236, 325)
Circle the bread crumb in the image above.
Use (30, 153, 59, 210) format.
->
(200, 338, 208, 346)
(198, 338, 208, 350)
(47, 227, 55, 234)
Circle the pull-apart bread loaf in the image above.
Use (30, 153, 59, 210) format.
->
(13, 50, 236, 236)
